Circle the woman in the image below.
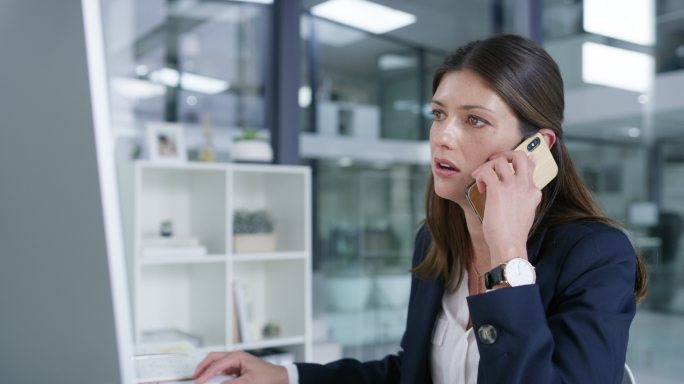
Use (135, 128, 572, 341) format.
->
(194, 34, 647, 384)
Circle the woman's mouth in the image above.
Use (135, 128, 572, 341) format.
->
(433, 158, 460, 177)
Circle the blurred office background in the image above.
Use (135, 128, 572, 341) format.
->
(100, 0, 684, 382)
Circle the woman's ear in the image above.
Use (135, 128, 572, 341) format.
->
(539, 128, 557, 149)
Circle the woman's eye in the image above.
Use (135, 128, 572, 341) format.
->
(431, 110, 445, 121)
(467, 115, 487, 128)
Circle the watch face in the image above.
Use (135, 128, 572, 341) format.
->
(504, 258, 536, 287)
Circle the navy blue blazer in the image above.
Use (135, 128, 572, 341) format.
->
(296, 221, 637, 383)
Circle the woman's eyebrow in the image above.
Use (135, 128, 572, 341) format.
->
(431, 99, 446, 107)
(430, 99, 494, 114)
(459, 104, 494, 113)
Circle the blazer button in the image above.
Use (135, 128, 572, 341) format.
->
(478, 324, 498, 345)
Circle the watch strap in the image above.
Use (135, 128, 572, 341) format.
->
(484, 264, 505, 290)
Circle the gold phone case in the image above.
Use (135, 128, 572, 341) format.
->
(465, 132, 558, 222)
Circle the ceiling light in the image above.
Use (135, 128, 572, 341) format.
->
(299, 86, 312, 108)
(422, 103, 433, 118)
(111, 77, 165, 99)
(393, 100, 419, 114)
(378, 54, 416, 70)
(338, 157, 353, 167)
(148, 68, 230, 94)
(181, 72, 230, 94)
(582, 42, 653, 93)
(584, 0, 654, 45)
(311, 0, 416, 34)
(627, 127, 641, 138)
(149, 68, 180, 87)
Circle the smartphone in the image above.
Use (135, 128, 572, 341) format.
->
(465, 132, 558, 223)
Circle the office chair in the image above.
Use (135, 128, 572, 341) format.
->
(623, 363, 635, 384)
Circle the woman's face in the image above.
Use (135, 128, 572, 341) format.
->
(430, 69, 523, 205)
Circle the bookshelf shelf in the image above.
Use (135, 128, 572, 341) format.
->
(140, 254, 229, 265)
(122, 161, 312, 362)
(231, 252, 307, 263)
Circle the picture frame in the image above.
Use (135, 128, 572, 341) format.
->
(146, 122, 187, 162)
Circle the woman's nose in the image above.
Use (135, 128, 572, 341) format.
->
(434, 121, 459, 150)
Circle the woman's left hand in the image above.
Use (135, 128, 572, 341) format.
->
(471, 150, 541, 266)
(193, 350, 288, 384)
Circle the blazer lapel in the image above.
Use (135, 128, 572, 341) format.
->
(402, 274, 443, 384)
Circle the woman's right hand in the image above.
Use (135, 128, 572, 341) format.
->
(471, 150, 540, 266)
(193, 350, 289, 384)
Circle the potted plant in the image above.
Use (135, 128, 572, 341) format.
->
(233, 210, 277, 253)
(231, 128, 273, 163)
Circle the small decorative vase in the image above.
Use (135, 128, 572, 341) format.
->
(232, 140, 273, 163)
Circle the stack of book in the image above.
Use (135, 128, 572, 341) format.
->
(142, 236, 207, 258)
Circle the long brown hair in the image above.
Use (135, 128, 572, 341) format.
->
(413, 35, 647, 302)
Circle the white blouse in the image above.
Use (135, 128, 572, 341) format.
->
(430, 272, 480, 384)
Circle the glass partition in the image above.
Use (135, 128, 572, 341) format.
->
(313, 158, 429, 359)
(543, 1, 684, 381)
(104, 0, 272, 161)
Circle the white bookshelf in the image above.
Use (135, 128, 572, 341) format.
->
(123, 161, 312, 361)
